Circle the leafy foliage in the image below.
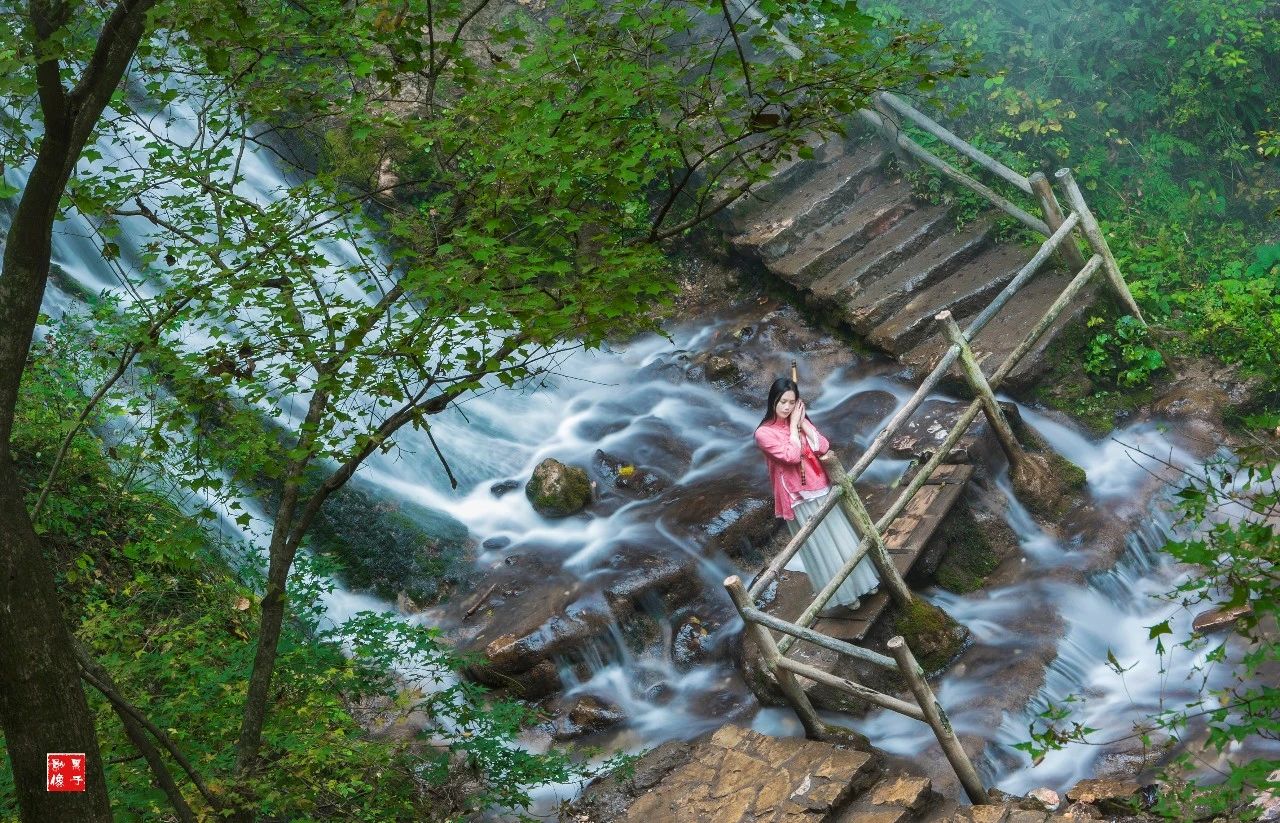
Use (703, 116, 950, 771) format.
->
(1082, 315, 1165, 388)
(864, 0, 1280, 394)
(0, 343, 620, 821)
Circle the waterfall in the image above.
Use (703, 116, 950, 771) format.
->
(8, 70, 1262, 815)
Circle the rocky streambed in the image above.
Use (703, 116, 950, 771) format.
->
(279, 251, 1276, 821)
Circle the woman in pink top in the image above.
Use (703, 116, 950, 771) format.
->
(754, 377, 879, 610)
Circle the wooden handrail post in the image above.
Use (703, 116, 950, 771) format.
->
(1029, 171, 1088, 271)
(936, 311, 1026, 471)
(821, 454, 914, 608)
(878, 92, 1032, 194)
(1054, 168, 1146, 326)
(888, 636, 989, 805)
(870, 93, 911, 165)
(725, 576, 827, 740)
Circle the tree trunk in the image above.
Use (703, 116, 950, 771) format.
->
(0, 458, 113, 820)
(0, 124, 116, 823)
(0, 2, 162, 818)
(232, 518, 301, 779)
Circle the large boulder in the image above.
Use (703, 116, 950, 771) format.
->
(451, 544, 705, 700)
(525, 457, 592, 517)
(1066, 778, 1143, 815)
(571, 725, 879, 822)
(551, 695, 627, 741)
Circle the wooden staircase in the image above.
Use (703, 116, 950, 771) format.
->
(723, 131, 1095, 390)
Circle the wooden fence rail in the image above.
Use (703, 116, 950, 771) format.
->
(726, 576, 988, 803)
(722, 1, 1151, 806)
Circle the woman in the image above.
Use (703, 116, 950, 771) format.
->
(753, 377, 879, 610)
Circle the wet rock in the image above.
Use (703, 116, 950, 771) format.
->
(525, 457, 592, 517)
(1066, 777, 1142, 814)
(591, 449, 671, 499)
(820, 389, 897, 447)
(1025, 788, 1061, 811)
(1006, 811, 1048, 823)
(618, 609, 663, 656)
(1191, 603, 1252, 633)
(309, 478, 474, 607)
(1010, 452, 1070, 520)
(571, 738, 698, 821)
(574, 416, 629, 441)
(574, 724, 878, 822)
(489, 478, 520, 497)
(672, 615, 715, 669)
(892, 599, 969, 674)
(684, 344, 764, 400)
(552, 695, 627, 740)
(644, 682, 674, 704)
(1151, 382, 1228, 425)
(601, 544, 704, 610)
(704, 353, 741, 384)
(869, 776, 933, 811)
(481, 535, 510, 552)
(890, 398, 999, 464)
(1061, 801, 1102, 820)
(659, 470, 779, 565)
(640, 349, 696, 385)
(453, 546, 703, 699)
(915, 500, 1011, 592)
(395, 591, 421, 614)
(623, 416, 695, 478)
(968, 806, 1012, 823)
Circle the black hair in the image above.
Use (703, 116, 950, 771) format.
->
(758, 377, 800, 427)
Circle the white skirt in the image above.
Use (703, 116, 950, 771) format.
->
(785, 490, 880, 607)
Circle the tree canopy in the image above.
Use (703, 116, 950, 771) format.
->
(0, 0, 970, 818)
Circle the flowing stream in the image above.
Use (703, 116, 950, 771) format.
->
(9, 91, 1257, 810)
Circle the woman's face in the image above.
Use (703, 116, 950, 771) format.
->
(774, 390, 797, 420)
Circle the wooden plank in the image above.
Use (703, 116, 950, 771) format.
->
(760, 465, 973, 642)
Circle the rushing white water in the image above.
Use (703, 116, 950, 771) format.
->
(12, 79, 1254, 812)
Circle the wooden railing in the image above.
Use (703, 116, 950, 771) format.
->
(864, 91, 1145, 325)
(725, 575, 987, 803)
(721, 1, 1150, 805)
(731, 213, 1105, 804)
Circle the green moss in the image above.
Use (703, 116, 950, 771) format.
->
(892, 599, 968, 673)
(305, 478, 474, 608)
(526, 461, 592, 517)
(1045, 448, 1087, 491)
(1030, 299, 1156, 436)
(933, 506, 1000, 593)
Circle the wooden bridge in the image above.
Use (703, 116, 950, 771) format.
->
(719, 87, 1147, 805)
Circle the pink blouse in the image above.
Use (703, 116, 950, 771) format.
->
(754, 417, 831, 520)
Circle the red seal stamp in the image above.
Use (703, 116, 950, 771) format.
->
(46, 753, 86, 792)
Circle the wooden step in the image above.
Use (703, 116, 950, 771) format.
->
(768, 181, 918, 285)
(840, 217, 994, 334)
(721, 134, 854, 233)
(866, 245, 1031, 355)
(899, 269, 1101, 388)
(806, 204, 953, 299)
(731, 144, 887, 255)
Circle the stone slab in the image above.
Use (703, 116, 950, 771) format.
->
(617, 724, 877, 822)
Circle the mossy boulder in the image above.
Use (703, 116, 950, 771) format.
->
(925, 503, 1002, 594)
(1009, 425, 1088, 521)
(892, 599, 969, 674)
(307, 478, 474, 608)
(525, 457, 592, 517)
